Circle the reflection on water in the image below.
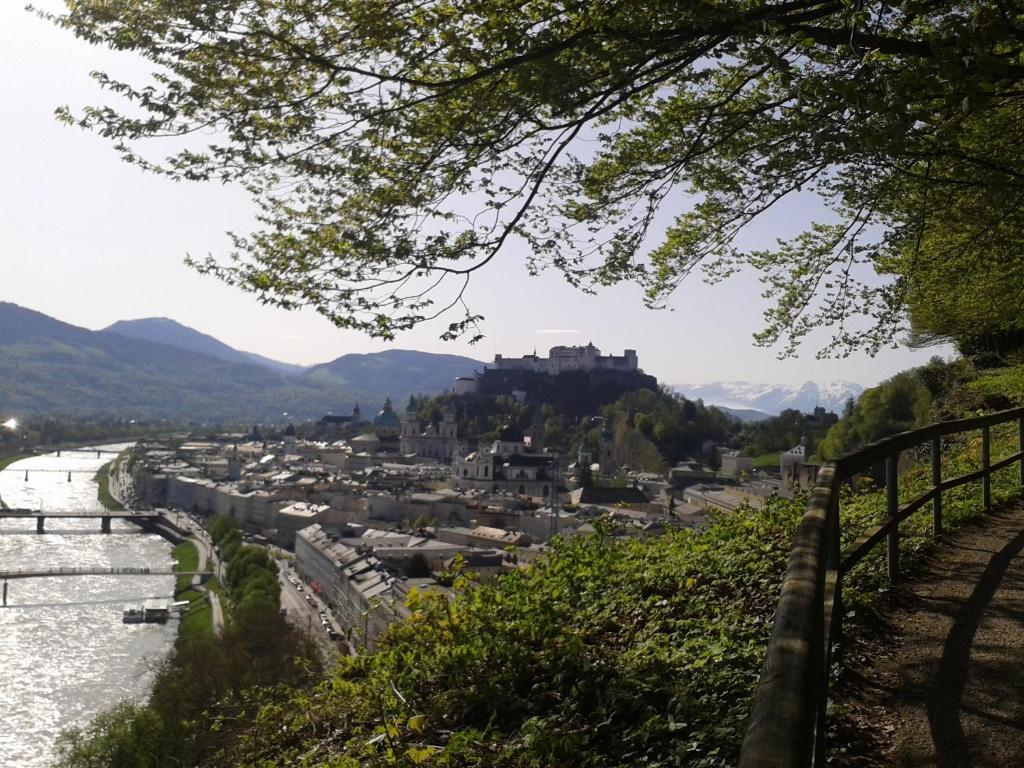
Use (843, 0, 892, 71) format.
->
(0, 447, 176, 768)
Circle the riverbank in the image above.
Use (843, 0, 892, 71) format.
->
(0, 453, 35, 472)
(54, 513, 322, 767)
(93, 460, 124, 511)
(0, 453, 35, 508)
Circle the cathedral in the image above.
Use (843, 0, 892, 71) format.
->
(399, 409, 460, 461)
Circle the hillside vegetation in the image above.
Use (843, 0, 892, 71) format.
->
(53, 359, 1024, 767)
(819, 357, 1024, 459)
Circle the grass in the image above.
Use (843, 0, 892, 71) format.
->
(962, 364, 1024, 405)
(175, 588, 213, 644)
(173, 541, 200, 592)
(93, 461, 124, 511)
(0, 452, 34, 472)
(752, 452, 780, 470)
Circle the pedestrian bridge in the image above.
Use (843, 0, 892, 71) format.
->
(0, 508, 160, 533)
(0, 567, 204, 580)
(0, 567, 209, 607)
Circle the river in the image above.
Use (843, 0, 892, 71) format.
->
(0, 447, 177, 768)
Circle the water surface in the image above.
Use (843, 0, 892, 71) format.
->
(0, 446, 176, 767)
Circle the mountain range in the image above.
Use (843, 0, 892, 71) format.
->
(105, 318, 306, 376)
(0, 302, 868, 422)
(0, 304, 482, 421)
(673, 380, 864, 416)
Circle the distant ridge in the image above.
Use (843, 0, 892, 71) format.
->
(307, 349, 484, 396)
(105, 317, 306, 375)
(711, 405, 774, 423)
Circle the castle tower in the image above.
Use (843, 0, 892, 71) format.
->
(441, 410, 457, 439)
(401, 409, 419, 438)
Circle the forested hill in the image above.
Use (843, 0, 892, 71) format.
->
(306, 349, 484, 395)
(105, 317, 306, 376)
(0, 303, 368, 421)
(0, 305, 488, 421)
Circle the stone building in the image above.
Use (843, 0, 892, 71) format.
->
(316, 404, 363, 437)
(400, 410, 460, 461)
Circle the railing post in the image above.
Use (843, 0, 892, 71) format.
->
(814, 494, 842, 768)
(982, 425, 991, 511)
(886, 454, 899, 583)
(931, 435, 943, 537)
(1018, 417, 1024, 490)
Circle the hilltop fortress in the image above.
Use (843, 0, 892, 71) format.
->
(492, 343, 639, 376)
(454, 343, 656, 415)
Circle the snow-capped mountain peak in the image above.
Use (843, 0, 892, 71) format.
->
(672, 380, 864, 416)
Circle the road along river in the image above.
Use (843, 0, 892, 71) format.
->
(0, 447, 177, 768)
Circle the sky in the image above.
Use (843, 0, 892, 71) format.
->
(0, 4, 950, 388)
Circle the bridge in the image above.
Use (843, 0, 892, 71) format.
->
(36, 443, 127, 456)
(0, 447, 126, 482)
(0, 468, 109, 475)
(1, 567, 205, 580)
(740, 405, 1024, 767)
(0, 508, 160, 533)
(0, 567, 209, 606)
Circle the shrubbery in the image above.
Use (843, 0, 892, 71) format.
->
(220, 499, 805, 767)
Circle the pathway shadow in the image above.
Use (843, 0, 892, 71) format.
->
(926, 526, 1024, 768)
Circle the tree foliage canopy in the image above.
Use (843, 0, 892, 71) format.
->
(48, 1, 1024, 352)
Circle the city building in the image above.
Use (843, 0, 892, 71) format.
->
(400, 409, 460, 461)
(719, 450, 755, 481)
(452, 423, 555, 497)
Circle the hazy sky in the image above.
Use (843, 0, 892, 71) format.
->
(1, 4, 949, 387)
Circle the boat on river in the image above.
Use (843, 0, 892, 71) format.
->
(122, 605, 144, 623)
(122, 598, 170, 623)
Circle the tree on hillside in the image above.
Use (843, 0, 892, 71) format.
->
(818, 369, 932, 458)
(744, 407, 838, 457)
(49, 2, 1024, 352)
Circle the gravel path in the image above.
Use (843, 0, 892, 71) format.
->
(854, 505, 1024, 767)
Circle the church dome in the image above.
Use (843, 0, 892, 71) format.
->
(374, 396, 401, 429)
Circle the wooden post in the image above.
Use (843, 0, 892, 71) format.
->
(932, 435, 943, 537)
(1018, 417, 1024, 489)
(827, 493, 842, 651)
(982, 425, 991, 511)
(886, 454, 899, 583)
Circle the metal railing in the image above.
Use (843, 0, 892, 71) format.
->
(739, 405, 1024, 767)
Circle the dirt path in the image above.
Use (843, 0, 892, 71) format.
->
(851, 505, 1024, 767)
